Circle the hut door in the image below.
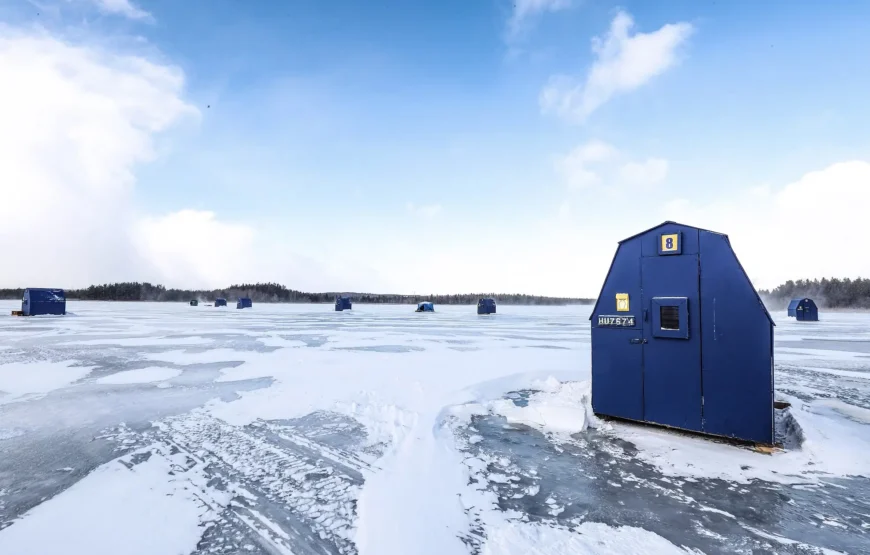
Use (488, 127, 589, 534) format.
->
(641, 255, 703, 433)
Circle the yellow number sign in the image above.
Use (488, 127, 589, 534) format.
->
(616, 293, 629, 312)
(661, 233, 679, 253)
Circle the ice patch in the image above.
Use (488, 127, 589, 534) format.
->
(740, 525, 846, 555)
(95, 367, 182, 385)
(59, 336, 212, 347)
(145, 348, 259, 365)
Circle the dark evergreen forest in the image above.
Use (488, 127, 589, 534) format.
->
(0, 282, 591, 305)
(759, 278, 870, 309)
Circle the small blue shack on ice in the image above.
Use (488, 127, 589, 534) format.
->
(237, 297, 253, 309)
(788, 298, 818, 321)
(335, 296, 352, 311)
(22, 288, 66, 316)
(215, 298, 227, 307)
(477, 298, 496, 315)
(416, 302, 434, 312)
(590, 222, 775, 445)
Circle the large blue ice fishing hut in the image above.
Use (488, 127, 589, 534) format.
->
(590, 222, 775, 445)
(787, 298, 818, 321)
(237, 297, 253, 309)
(416, 302, 434, 312)
(477, 298, 496, 315)
(22, 288, 66, 316)
(335, 296, 352, 311)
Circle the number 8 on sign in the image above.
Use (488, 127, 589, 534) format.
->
(660, 233, 679, 253)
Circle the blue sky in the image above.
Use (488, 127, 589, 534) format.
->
(2, 0, 869, 295)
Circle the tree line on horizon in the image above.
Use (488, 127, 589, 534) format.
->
(4, 278, 868, 308)
(0, 282, 592, 306)
(759, 277, 870, 309)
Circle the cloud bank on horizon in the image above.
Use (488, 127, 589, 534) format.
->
(1, 1, 868, 297)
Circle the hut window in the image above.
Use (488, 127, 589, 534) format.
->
(660, 306, 680, 330)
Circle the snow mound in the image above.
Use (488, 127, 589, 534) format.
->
(609, 393, 870, 484)
(489, 380, 596, 437)
(454, 378, 597, 440)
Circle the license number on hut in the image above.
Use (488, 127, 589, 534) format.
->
(597, 315, 636, 327)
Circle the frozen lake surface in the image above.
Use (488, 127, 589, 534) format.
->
(0, 301, 868, 555)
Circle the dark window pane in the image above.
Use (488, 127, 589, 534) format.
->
(660, 306, 680, 330)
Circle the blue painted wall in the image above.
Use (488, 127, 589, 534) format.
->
(22, 288, 66, 316)
(699, 231, 774, 444)
(590, 240, 644, 422)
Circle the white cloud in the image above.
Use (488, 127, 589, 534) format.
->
(618, 158, 669, 186)
(0, 30, 198, 287)
(507, 0, 572, 39)
(661, 161, 870, 289)
(88, 0, 152, 21)
(0, 26, 395, 293)
(556, 140, 668, 189)
(134, 211, 256, 288)
(556, 139, 617, 188)
(540, 10, 693, 123)
(406, 202, 443, 219)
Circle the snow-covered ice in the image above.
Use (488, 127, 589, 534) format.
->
(0, 300, 868, 555)
(0, 360, 94, 401)
(0, 444, 228, 555)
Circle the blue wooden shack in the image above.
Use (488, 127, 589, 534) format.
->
(215, 298, 227, 307)
(416, 301, 434, 312)
(22, 288, 66, 316)
(590, 221, 775, 445)
(190, 299, 198, 307)
(237, 297, 253, 309)
(788, 298, 818, 321)
(335, 296, 352, 311)
(477, 298, 496, 315)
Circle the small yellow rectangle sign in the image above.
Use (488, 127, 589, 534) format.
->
(616, 293, 629, 312)
(661, 233, 679, 252)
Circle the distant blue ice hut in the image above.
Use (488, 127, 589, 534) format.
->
(477, 298, 496, 315)
(416, 302, 434, 312)
(237, 297, 253, 309)
(215, 298, 227, 307)
(590, 221, 775, 445)
(787, 298, 818, 321)
(335, 296, 352, 311)
(22, 288, 66, 316)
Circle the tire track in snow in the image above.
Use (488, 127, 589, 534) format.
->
(140, 412, 367, 555)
